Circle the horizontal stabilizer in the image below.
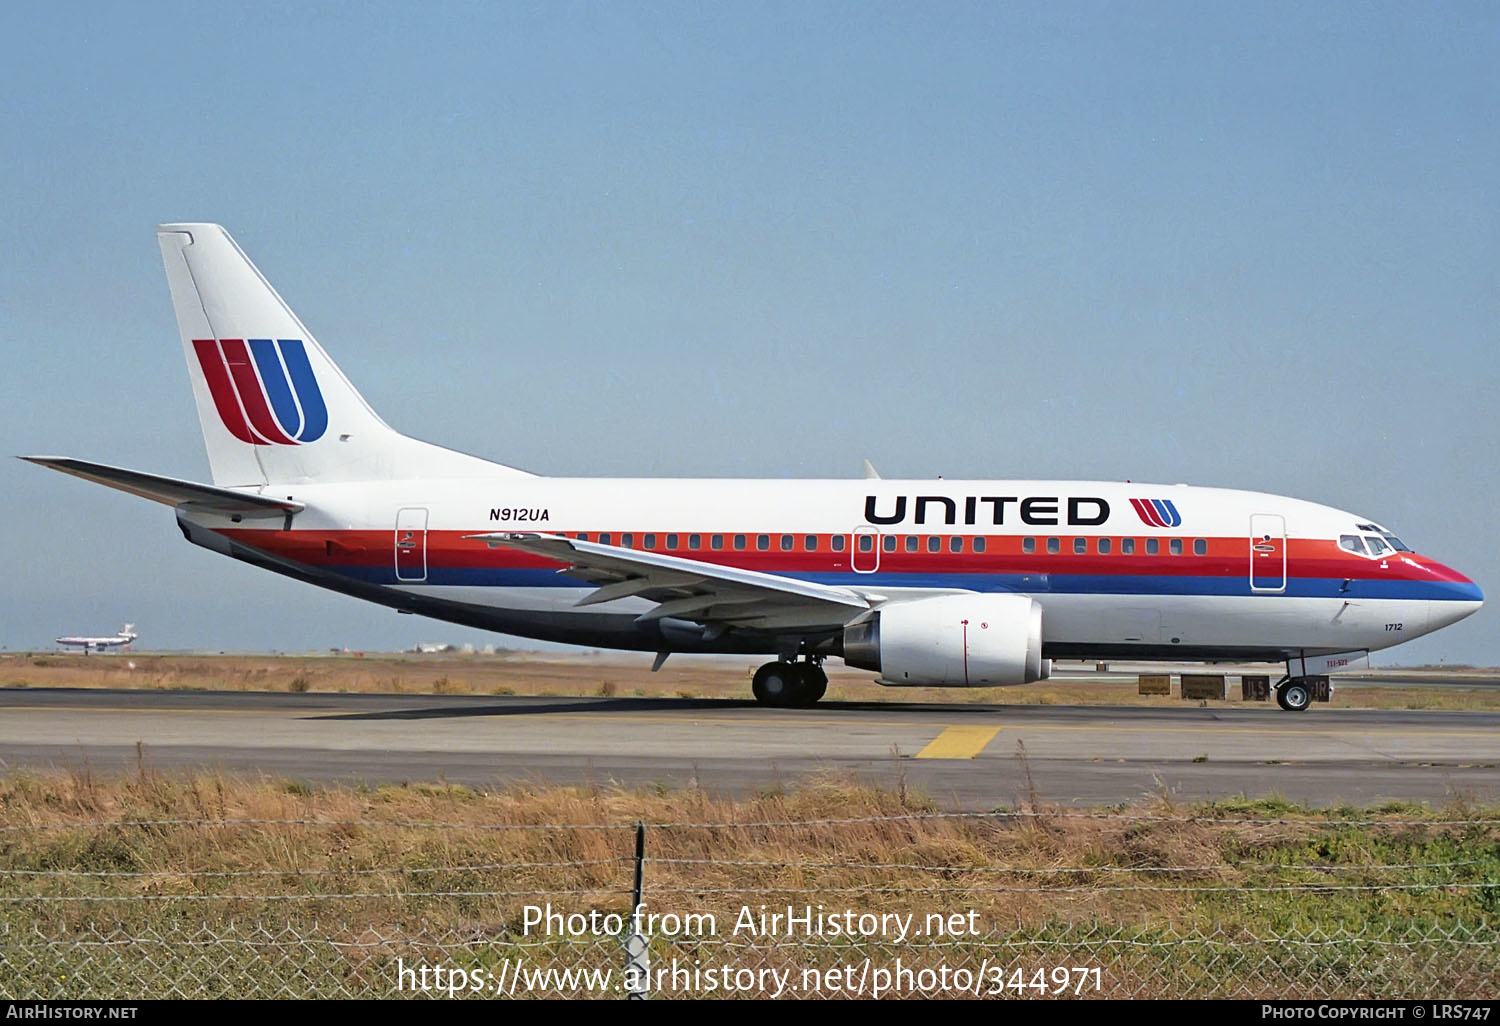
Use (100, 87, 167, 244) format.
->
(22, 456, 304, 517)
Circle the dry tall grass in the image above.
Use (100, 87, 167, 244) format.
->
(2, 767, 1495, 933)
(2, 768, 1496, 998)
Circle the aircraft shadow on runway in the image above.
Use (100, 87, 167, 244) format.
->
(309, 696, 761, 721)
(302, 695, 1049, 722)
(303, 695, 1201, 722)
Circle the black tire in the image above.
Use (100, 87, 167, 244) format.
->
(791, 663, 828, 707)
(752, 662, 796, 707)
(1277, 680, 1312, 712)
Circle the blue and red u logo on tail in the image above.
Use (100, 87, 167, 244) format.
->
(193, 339, 328, 445)
(1130, 498, 1183, 528)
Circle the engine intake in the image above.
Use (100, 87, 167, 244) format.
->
(843, 594, 1049, 686)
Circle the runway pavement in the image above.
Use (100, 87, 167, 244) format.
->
(1, 688, 1496, 809)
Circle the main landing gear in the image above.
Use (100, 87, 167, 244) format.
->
(751, 659, 828, 708)
(1275, 676, 1314, 712)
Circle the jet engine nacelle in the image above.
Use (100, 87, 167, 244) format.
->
(843, 594, 1049, 686)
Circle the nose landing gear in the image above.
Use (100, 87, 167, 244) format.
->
(751, 659, 828, 708)
(1275, 676, 1313, 712)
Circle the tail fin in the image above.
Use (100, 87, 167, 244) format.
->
(157, 224, 529, 486)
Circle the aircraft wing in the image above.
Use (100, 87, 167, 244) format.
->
(22, 457, 304, 517)
(465, 532, 871, 632)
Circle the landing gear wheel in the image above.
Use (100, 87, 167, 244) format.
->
(752, 662, 797, 707)
(1277, 680, 1312, 712)
(792, 663, 827, 707)
(752, 661, 827, 707)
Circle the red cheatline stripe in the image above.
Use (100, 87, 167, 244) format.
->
(219, 339, 296, 445)
(216, 528, 1448, 581)
(1130, 498, 1164, 528)
(192, 340, 258, 444)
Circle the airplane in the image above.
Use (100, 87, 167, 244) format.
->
(56, 623, 137, 653)
(23, 224, 1483, 711)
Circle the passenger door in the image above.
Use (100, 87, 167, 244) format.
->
(1249, 513, 1286, 593)
(395, 507, 429, 582)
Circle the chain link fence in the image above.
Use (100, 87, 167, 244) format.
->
(5, 919, 1498, 999)
(2, 807, 1496, 998)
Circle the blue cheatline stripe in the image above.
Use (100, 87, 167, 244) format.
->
(277, 339, 328, 442)
(323, 565, 1482, 603)
(248, 339, 302, 440)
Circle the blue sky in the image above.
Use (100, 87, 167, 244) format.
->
(1, 2, 1495, 663)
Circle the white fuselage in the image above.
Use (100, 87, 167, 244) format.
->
(177, 476, 1481, 664)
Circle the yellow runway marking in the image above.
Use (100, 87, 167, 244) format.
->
(916, 725, 1001, 760)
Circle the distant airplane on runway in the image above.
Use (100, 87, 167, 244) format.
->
(56, 623, 137, 653)
(23, 224, 1484, 710)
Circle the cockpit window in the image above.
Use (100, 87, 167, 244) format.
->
(1339, 535, 1366, 555)
(1352, 522, 1411, 554)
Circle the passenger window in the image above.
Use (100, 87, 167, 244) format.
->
(928, 536, 941, 553)
(665, 534, 677, 550)
(1073, 538, 1086, 554)
(973, 537, 986, 553)
(1146, 538, 1158, 555)
(1339, 535, 1365, 555)
(733, 535, 746, 551)
(644, 534, 656, 550)
(905, 536, 918, 553)
(805, 535, 818, 551)
(711, 535, 723, 550)
(857, 535, 872, 552)
(949, 537, 962, 553)
(621, 533, 634, 548)
(883, 535, 897, 552)
(599, 533, 612, 545)
(780, 535, 793, 551)
(1169, 538, 1183, 555)
(1098, 538, 1111, 554)
(1022, 537, 1035, 554)
(832, 536, 846, 552)
(577, 533, 589, 542)
(1046, 538, 1060, 554)
(756, 534, 769, 551)
(1122, 538, 1135, 555)
(1193, 539, 1206, 556)
(689, 534, 701, 550)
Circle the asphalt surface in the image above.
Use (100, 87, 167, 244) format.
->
(1, 688, 1496, 809)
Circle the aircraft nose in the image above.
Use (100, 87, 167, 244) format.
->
(1422, 559, 1483, 630)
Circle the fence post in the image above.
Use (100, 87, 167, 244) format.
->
(624, 820, 649, 999)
